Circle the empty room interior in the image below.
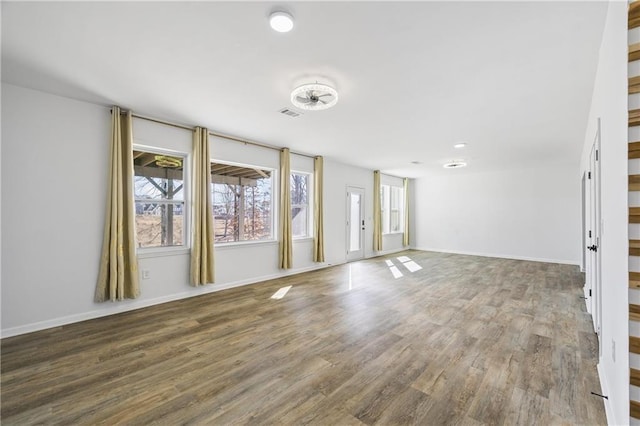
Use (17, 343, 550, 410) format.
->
(0, 1, 635, 425)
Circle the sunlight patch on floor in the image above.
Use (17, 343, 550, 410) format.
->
(385, 256, 424, 277)
(402, 260, 422, 272)
(270, 285, 292, 300)
(389, 266, 403, 279)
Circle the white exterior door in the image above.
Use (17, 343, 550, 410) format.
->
(346, 187, 365, 262)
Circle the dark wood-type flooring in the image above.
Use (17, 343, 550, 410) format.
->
(1, 250, 607, 425)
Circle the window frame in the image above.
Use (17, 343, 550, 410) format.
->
(290, 170, 313, 240)
(381, 184, 405, 235)
(132, 145, 190, 256)
(211, 159, 277, 246)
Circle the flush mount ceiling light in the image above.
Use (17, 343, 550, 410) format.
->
(454, 142, 467, 149)
(291, 83, 338, 111)
(269, 11, 294, 33)
(443, 160, 467, 169)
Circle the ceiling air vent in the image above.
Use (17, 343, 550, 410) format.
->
(443, 160, 467, 169)
(279, 108, 302, 118)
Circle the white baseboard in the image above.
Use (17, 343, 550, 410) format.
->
(373, 247, 409, 257)
(413, 247, 579, 266)
(1, 263, 329, 338)
(597, 362, 617, 426)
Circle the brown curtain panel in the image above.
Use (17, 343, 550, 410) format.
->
(190, 127, 215, 285)
(280, 148, 293, 269)
(403, 177, 410, 247)
(373, 170, 383, 251)
(313, 156, 325, 262)
(95, 107, 140, 302)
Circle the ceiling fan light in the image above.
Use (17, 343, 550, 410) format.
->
(290, 83, 339, 111)
(269, 12, 294, 33)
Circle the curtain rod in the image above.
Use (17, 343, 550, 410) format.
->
(127, 112, 317, 159)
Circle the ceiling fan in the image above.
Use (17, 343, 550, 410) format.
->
(290, 83, 339, 111)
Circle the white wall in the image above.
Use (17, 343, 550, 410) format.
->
(0, 83, 407, 336)
(413, 165, 581, 264)
(581, 1, 628, 424)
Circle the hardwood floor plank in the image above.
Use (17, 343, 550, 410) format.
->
(0, 250, 607, 425)
(504, 387, 550, 426)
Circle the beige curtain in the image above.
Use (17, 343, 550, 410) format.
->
(313, 156, 325, 262)
(191, 127, 215, 285)
(373, 170, 383, 252)
(403, 177, 410, 247)
(95, 107, 140, 302)
(280, 148, 293, 269)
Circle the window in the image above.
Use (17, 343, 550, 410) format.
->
(133, 149, 186, 248)
(291, 172, 310, 238)
(381, 184, 404, 234)
(211, 161, 273, 243)
(381, 185, 390, 234)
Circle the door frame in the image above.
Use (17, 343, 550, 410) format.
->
(346, 186, 365, 262)
(584, 119, 602, 356)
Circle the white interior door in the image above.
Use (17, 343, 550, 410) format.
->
(582, 172, 592, 312)
(586, 121, 602, 356)
(346, 187, 365, 262)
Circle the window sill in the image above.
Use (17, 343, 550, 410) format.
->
(383, 231, 405, 236)
(293, 237, 314, 242)
(137, 247, 190, 259)
(136, 237, 314, 257)
(214, 239, 278, 250)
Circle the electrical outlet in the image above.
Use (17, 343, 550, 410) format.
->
(142, 269, 150, 280)
(612, 339, 616, 362)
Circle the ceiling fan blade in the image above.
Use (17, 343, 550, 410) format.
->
(317, 93, 332, 97)
(318, 99, 327, 104)
(296, 96, 311, 103)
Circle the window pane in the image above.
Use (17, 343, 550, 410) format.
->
(381, 185, 390, 234)
(135, 202, 184, 248)
(211, 162, 273, 243)
(349, 193, 361, 251)
(390, 186, 404, 233)
(292, 205, 308, 238)
(291, 174, 308, 205)
(243, 178, 272, 241)
(291, 173, 309, 238)
(134, 151, 184, 201)
(133, 150, 186, 248)
(213, 183, 240, 242)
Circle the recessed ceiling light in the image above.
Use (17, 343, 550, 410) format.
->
(269, 11, 294, 33)
(454, 142, 467, 149)
(443, 160, 467, 169)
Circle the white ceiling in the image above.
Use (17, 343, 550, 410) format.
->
(1, 1, 608, 178)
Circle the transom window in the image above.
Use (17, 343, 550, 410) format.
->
(381, 184, 404, 234)
(133, 149, 186, 248)
(211, 161, 274, 243)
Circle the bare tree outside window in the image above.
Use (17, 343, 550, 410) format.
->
(133, 150, 186, 248)
(291, 173, 309, 238)
(212, 162, 273, 243)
